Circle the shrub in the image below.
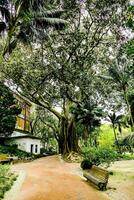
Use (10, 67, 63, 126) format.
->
(82, 147, 117, 167)
(0, 164, 17, 199)
(81, 159, 93, 169)
(0, 164, 10, 177)
(0, 145, 34, 159)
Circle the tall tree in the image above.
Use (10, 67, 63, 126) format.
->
(0, 0, 128, 155)
(107, 112, 125, 153)
(109, 65, 134, 130)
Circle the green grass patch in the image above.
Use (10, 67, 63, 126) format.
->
(0, 165, 17, 199)
(98, 124, 114, 148)
(98, 124, 131, 148)
(117, 154, 134, 160)
(112, 171, 134, 180)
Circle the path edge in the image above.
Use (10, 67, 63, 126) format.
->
(4, 170, 26, 200)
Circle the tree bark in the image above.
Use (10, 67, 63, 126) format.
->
(123, 88, 134, 132)
(58, 117, 80, 155)
(113, 125, 122, 154)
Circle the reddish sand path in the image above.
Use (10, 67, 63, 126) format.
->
(11, 155, 108, 200)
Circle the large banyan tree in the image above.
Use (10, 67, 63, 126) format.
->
(0, 0, 128, 155)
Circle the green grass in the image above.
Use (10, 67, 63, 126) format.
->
(98, 124, 114, 148)
(0, 165, 17, 199)
(98, 124, 131, 148)
(112, 171, 134, 181)
(117, 153, 134, 160)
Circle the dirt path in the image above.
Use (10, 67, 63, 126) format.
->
(11, 155, 108, 200)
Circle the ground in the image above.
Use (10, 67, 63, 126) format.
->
(6, 155, 108, 200)
(106, 160, 134, 200)
(4, 156, 134, 200)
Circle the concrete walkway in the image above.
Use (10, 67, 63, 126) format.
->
(9, 155, 108, 200)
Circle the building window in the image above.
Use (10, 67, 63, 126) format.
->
(16, 117, 25, 130)
(35, 145, 38, 153)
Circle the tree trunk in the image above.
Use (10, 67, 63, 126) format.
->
(83, 126, 89, 147)
(58, 117, 80, 155)
(113, 125, 122, 154)
(123, 88, 134, 131)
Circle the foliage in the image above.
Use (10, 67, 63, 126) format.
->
(80, 159, 93, 170)
(118, 132, 134, 153)
(106, 112, 127, 153)
(0, 0, 128, 154)
(101, 56, 134, 131)
(72, 100, 103, 131)
(127, 5, 134, 30)
(117, 153, 134, 160)
(82, 146, 117, 166)
(128, 90, 134, 124)
(0, 0, 66, 56)
(98, 124, 114, 148)
(126, 5, 134, 57)
(30, 106, 59, 149)
(0, 145, 35, 159)
(0, 82, 21, 137)
(0, 164, 17, 199)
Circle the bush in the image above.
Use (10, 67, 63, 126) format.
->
(82, 147, 117, 167)
(0, 164, 17, 199)
(81, 159, 93, 169)
(0, 145, 34, 159)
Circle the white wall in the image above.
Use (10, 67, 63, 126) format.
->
(5, 137, 41, 154)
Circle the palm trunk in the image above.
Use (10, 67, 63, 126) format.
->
(123, 88, 134, 131)
(113, 125, 122, 154)
(83, 126, 89, 147)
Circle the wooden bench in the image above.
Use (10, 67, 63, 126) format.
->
(0, 154, 13, 164)
(0, 158, 13, 164)
(83, 165, 109, 191)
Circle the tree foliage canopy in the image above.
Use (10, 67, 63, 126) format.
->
(0, 0, 67, 56)
(0, 0, 132, 154)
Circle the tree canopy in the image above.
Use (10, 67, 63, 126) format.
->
(0, 0, 133, 155)
(0, 0, 67, 56)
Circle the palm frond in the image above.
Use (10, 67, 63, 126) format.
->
(3, 39, 17, 56)
(98, 75, 113, 80)
(0, 21, 6, 33)
(35, 17, 67, 30)
(109, 67, 122, 83)
(39, 9, 65, 18)
(116, 114, 123, 121)
(0, 1, 10, 22)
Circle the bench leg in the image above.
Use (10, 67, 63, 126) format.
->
(98, 183, 106, 191)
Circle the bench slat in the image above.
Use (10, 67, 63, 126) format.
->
(83, 165, 109, 191)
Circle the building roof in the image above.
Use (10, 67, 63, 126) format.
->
(6, 135, 41, 140)
(5, 130, 41, 140)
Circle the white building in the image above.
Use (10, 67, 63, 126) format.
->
(4, 131, 41, 154)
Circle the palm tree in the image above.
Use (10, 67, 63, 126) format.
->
(108, 112, 125, 153)
(0, 0, 66, 56)
(121, 132, 134, 153)
(108, 65, 134, 131)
